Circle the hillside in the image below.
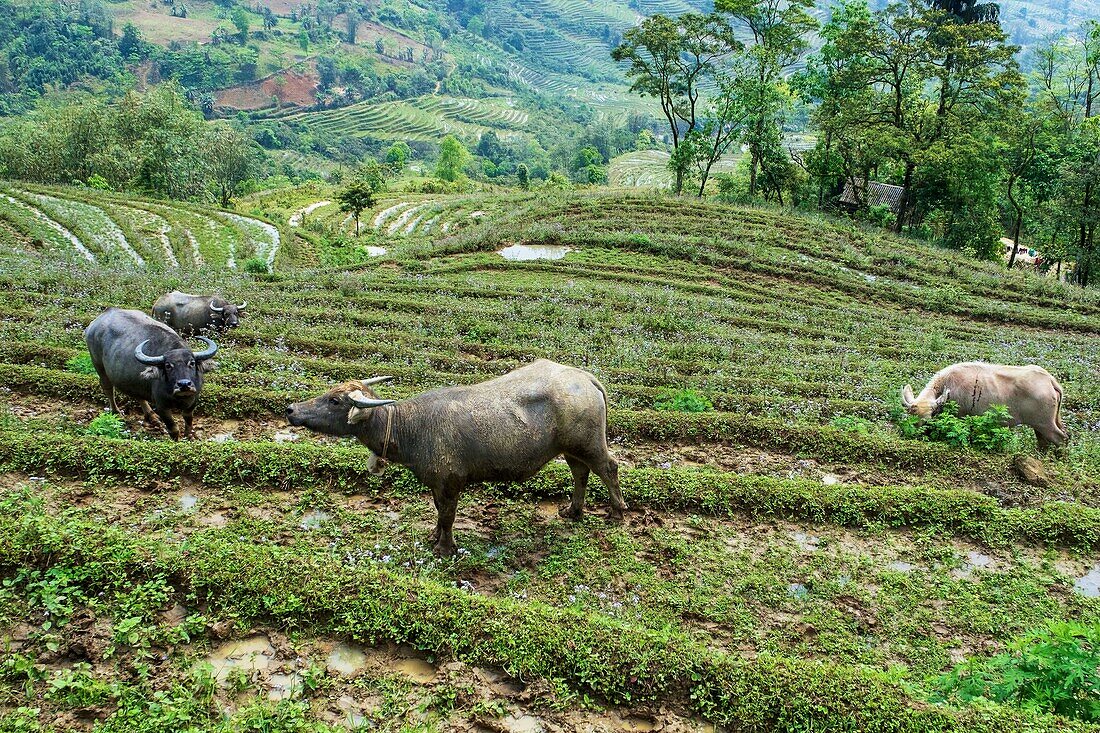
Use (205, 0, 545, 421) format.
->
(1, 187, 1100, 730)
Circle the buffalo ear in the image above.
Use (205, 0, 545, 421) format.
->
(347, 406, 368, 425)
(140, 367, 160, 381)
(200, 359, 217, 373)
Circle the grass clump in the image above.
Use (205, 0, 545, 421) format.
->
(243, 256, 270, 274)
(64, 353, 96, 375)
(895, 403, 1016, 453)
(85, 412, 128, 439)
(653, 388, 713, 413)
(931, 620, 1100, 722)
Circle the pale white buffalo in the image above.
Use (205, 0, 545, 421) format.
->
(901, 362, 1067, 448)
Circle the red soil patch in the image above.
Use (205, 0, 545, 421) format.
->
(216, 69, 320, 111)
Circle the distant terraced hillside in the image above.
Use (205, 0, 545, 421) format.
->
(0, 184, 283, 271)
(282, 95, 532, 143)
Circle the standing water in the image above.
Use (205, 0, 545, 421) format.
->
(498, 244, 572, 261)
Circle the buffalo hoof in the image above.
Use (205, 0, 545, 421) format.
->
(558, 505, 583, 521)
(433, 540, 457, 557)
(608, 507, 625, 522)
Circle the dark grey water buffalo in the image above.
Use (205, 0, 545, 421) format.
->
(152, 291, 246, 336)
(901, 361, 1067, 448)
(84, 308, 218, 440)
(286, 359, 627, 555)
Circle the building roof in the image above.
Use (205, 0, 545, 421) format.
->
(839, 179, 906, 214)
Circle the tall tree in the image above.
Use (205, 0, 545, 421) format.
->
(612, 13, 734, 194)
(201, 124, 256, 208)
(337, 162, 387, 237)
(716, 0, 818, 198)
(436, 135, 470, 181)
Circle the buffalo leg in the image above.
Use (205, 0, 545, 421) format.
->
(96, 374, 120, 414)
(560, 455, 589, 520)
(155, 407, 180, 441)
(591, 455, 626, 521)
(183, 409, 195, 440)
(432, 483, 462, 557)
(139, 401, 158, 426)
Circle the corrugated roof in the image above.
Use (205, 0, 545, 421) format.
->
(839, 179, 906, 213)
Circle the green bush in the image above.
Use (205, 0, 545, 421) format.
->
(895, 403, 1015, 452)
(243, 256, 269, 274)
(65, 353, 96, 375)
(930, 620, 1100, 721)
(831, 415, 875, 435)
(85, 413, 128, 439)
(653, 388, 713, 413)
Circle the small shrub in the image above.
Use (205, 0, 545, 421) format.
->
(654, 389, 713, 413)
(830, 415, 874, 435)
(243, 257, 270, 274)
(86, 413, 128, 439)
(65, 353, 96, 375)
(895, 402, 1015, 452)
(930, 620, 1100, 722)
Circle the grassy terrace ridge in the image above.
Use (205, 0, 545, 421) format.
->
(2, 189, 1100, 729)
(0, 505, 1095, 733)
(2, 431, 1100, 550)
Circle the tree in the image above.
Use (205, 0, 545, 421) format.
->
(261, 8, 277, 31)
(119, 23, 147, 59)
(346, 11, 360, 44)
(517, 163, 530, 190)
(337, 162, 387, 236)
(436, 135, 470, 181)
(230, 7, 250, 44)
(801, 0, 1023, 250)
(202, 124, 256, 208)
(385, 141, 413, 172)
(612, 13, 735, 193)
(716, 0, 818, 198)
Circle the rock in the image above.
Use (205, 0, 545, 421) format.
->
(1013, 455, 1051, 487)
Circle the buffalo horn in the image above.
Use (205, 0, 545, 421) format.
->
(134, 340, 165, 366)
(361, 375, 395, 386)
(192, 336, 218, 361)
(900, 385, 915, 408)
(348, 390, 397, 409)
(209, 300, 224, 312)
(237, 301, 247, 310)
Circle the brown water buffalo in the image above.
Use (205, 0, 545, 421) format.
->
(84, 308, 218, 440)
(285, 359, 626, 555)
(152, 291, 246, 336)
(901, 361, 1067, 448)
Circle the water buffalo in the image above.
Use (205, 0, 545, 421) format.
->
(286, 360, 627, 555)
(84, 308, 218, 440)
(901, 361, 1067, 448)
(152, 291, 246, 336)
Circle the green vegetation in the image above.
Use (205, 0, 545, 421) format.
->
(932, 620, 1100, 721)
(896, 404, 1018, 453)
(653, 388, 714, 413)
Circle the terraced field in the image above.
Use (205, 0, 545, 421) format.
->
(2, 191, 1100, 731)
(610, 150, 744, 190)
(0, 183, 284, 271)
(284, 95, 531, 143)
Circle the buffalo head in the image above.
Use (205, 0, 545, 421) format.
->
(900, 385, 951, 420)
(209, 299, 246, 330)
(134, 337, 218, 396)
(286, 376, 396, 438)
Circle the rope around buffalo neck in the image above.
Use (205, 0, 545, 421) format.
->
(381, 405, 394, 463)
